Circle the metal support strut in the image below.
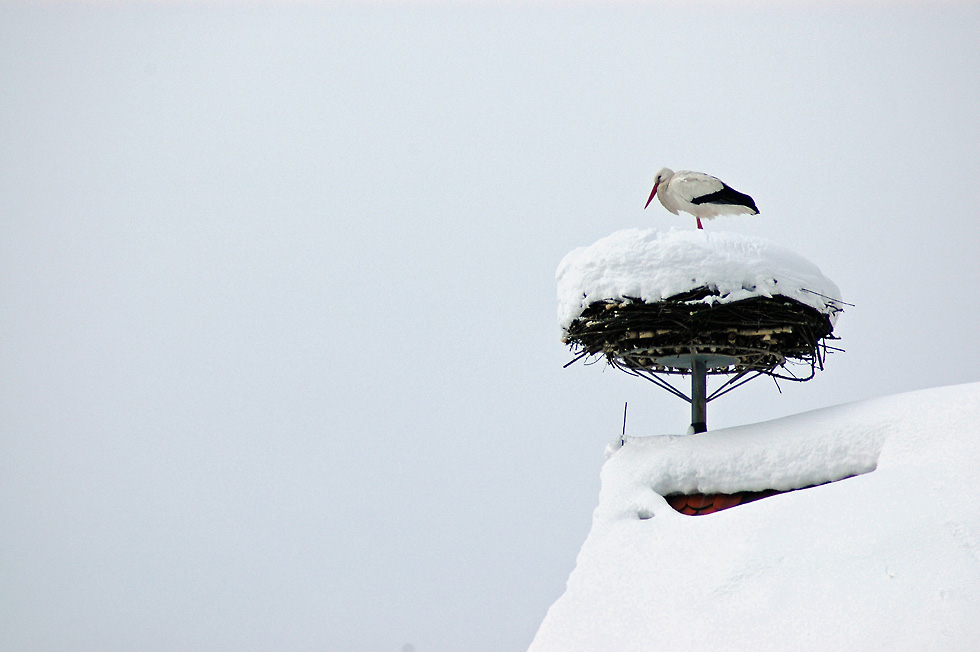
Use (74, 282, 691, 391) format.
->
(691, 356, 707, 433)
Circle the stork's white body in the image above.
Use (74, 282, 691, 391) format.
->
(646, 168, 758, 229)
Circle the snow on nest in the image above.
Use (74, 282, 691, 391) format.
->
(528, 382, 980, 651)
(556, 228, 843, 331)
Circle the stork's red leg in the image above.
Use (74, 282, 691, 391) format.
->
(697, 217, 703, 230)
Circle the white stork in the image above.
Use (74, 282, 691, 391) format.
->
(645, 168, 759, 229)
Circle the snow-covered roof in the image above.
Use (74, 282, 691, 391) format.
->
(557, 228, 843, 332)
(529, 382, 980, 651)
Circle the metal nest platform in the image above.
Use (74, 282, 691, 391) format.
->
(562, 287, 844, 432)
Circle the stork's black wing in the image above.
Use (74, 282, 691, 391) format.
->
(691, 184, 759, 214)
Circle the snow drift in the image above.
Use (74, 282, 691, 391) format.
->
(529, 382, 980, 651)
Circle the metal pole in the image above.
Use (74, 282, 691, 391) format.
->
(691, 356, 707, 433)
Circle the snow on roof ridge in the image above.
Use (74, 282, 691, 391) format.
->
(601, 406, 885, 511)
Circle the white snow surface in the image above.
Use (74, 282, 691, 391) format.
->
(556, 228, 843, 332)
(529, 382, 980, 651)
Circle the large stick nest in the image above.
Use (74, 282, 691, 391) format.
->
(562, 287, 840, 381)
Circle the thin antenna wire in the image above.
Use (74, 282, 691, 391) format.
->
(621, 401, 628, 445)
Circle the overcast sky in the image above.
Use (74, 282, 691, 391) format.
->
(2, 2, 979, 651)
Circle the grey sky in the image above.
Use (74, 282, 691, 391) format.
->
(2, 3, 979, 652)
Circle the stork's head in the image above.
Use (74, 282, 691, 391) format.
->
(645, 168, 674, 209)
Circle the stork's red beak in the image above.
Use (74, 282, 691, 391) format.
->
(644, 182, 659, 209)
